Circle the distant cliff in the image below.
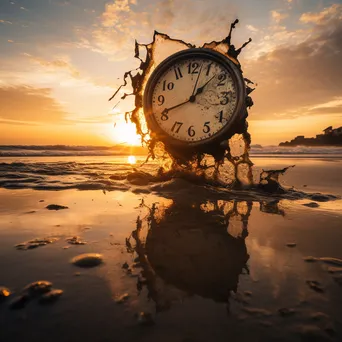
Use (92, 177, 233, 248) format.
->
(279, 126, 342, 147)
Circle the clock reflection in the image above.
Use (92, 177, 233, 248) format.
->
(126, 199, 260, 312)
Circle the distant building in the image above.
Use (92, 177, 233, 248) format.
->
(323, 126, 333, 135)
(279, 126, 342, 147)
(332, 127, 342, 136)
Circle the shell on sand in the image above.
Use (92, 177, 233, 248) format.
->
(71, 253, 104, 267)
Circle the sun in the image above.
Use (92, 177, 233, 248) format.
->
(112, 119, 141, 146)
(127, 155, 136, 164)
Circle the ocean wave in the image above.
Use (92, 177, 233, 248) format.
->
(1, 145, 342, 157)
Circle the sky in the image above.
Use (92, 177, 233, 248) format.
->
(0, 0, 341, 146)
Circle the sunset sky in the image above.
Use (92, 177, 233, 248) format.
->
(0, 0, 341, 146)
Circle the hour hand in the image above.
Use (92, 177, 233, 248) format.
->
(162, 98, 190, 114)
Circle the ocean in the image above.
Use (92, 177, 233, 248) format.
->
(1, 146, 342, 342)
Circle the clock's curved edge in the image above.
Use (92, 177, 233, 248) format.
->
(143, 48, 248, 158)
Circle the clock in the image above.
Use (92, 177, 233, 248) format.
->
(143, 48, 247, 156)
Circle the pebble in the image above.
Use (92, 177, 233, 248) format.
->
(303, 256, 318, 262)
(310, 194, 332, 202)
(115, 293, 129, 304)
(0, 287, 11, 301)
(71, 253, 103, 268)
(39, 289, 63, 304)
(319, 257, 342, 266)
(286, 242, 297, 248)
(23, 281, 52, 296)
(15, 237, 58, 250)
(66, 236, 87, 245)
(302, 202, 319, 208)
(306, 280, 324, 293)
(327, 266, 342, 273)
(46, 204, 69, 210)
(309, 312, 329, 321)
(244, 291, 252, 297)
(137, 311, 154, 326)
(243, 307, 272, 317)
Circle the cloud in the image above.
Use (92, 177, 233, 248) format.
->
(84, 0, 238, 59)
(245, 4, 342, 120)
(271, 10, 288, 23)
(25, 54, 80, 78)
(300, 4, 342, 24)
(0, 86, 69, 123)
(246, 24, 259, 33)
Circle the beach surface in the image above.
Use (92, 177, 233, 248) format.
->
(1, 154, 342, 342)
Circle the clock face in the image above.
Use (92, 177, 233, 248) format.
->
(144, 49, 245, 147)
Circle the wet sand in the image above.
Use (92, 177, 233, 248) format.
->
(1, 157, 342, 342)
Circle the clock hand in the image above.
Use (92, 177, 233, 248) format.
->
(191, 63, 204, 97)
(162, 98, 190, 114)
(194, 74, 217, 96)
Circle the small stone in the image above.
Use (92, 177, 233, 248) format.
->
(310, 194, 331, 202)
(278, 308, 297, 317)
(286, 243, 297, 248)
(303, 256, 318, 262)
(39, 289, 63, 304)
(243, 307, 272, 317)
(74, 272, 81, 277)
(15, 237, 58, 250)
(23, 281, 52, 296)
(115, 293, 129, 304)
(310, 312, 329, 321)
(63, 246, 70, 249)
(244, 290, 252, 297)
(306, 280, 324, 293)
(122, 262, 129, 269)
(39, 200, 45, 202)
(327, 266, 342, 273)
(137, 311, 154, 326)
(71, 253, 103, 268)
(0, 287, 11, 301)
(302, 202, 319, 208)
(66, 236, 86, 245)
(9, 295, 30, 310)
(46, 204, 69, 210)
(319, 257, 342, 266)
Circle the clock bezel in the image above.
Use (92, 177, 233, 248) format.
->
(143, 48, 246, 148)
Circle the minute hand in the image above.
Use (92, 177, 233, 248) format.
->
(194, 74, 217, 96)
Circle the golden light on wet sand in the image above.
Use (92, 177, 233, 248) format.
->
(127, 155, 136, 164)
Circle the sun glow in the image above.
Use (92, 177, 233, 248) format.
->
(127, 155, 136, 164)
(112, 119, 141, 146)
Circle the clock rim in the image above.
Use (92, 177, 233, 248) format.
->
(143, 48, 246, 149)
